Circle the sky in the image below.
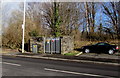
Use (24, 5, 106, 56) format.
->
(1, 0, 119, 2)
(2, 2, 19, 27)
(1, 0, 50, 2)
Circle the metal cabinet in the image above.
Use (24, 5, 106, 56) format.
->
(45, 38, 51, 54)
(44, 38, 61, 54)
(32, 44, 38, 53)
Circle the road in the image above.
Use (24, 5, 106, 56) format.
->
(1, 55, 120, 78)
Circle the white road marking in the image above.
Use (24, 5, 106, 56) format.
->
(44, 68, 114, 78)
(0, 62, 21, 66)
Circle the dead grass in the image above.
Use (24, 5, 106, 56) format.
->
(74, 40, 119, 49)
(74, 41, 96, 49)
(1, 48, 18, 54)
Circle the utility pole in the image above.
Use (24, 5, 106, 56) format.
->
(22, 0, 26, 53)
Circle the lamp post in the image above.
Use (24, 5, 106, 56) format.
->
(22, 0, 26, 53)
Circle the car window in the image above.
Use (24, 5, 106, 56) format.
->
(95, 43, 110, 46)
(98, 43, 105, 45)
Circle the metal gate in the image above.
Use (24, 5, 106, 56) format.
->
(44, 37, 61, 54)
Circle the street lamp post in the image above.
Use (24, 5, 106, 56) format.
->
(22, 0, 26, 53)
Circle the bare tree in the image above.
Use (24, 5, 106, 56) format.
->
(117, 1, 120, 39)
(2, 2, 43, 48)
(42, 2, 85, 37)
(85, 2, 97, 33)
(102, 2, 119, 39)
(2, 10, 23, 48)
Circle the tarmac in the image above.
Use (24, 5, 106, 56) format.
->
(2, 51, 120, 66)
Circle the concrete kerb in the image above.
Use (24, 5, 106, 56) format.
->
(2, 54, 120, 66)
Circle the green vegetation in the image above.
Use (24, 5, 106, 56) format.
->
(64, 51, 80, 56)
(64, 52, 78, 56)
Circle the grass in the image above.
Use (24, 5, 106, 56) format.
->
(64, 51, 79, 56)
(64, 52, 78, 56)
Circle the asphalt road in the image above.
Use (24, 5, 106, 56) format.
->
(1, 55, 120, 78)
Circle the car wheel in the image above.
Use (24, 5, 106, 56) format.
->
(108, 49, 114, 55)
(84, 49, 90, 53)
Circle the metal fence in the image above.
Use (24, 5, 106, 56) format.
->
(44, 37, 61, 54)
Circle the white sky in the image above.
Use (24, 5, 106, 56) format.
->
(1, 0, 50, 2)
(1, 0, 120, 2)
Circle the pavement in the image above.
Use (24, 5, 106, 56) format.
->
(2, 50, 120, 66)
(2, 55, 120, 77)
(1, 49, 120, 77)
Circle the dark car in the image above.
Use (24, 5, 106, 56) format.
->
(81, 42, 119, 54)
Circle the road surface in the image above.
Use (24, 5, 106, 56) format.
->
(1, 55, 120, 78)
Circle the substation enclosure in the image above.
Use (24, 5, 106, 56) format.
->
(30, 36, 74, 54)
(44, 38, 61, 54)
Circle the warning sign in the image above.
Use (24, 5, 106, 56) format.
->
(46, 40, 50, 43)
(52, 39, 54, 42)
(34, 45, 37, 48)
